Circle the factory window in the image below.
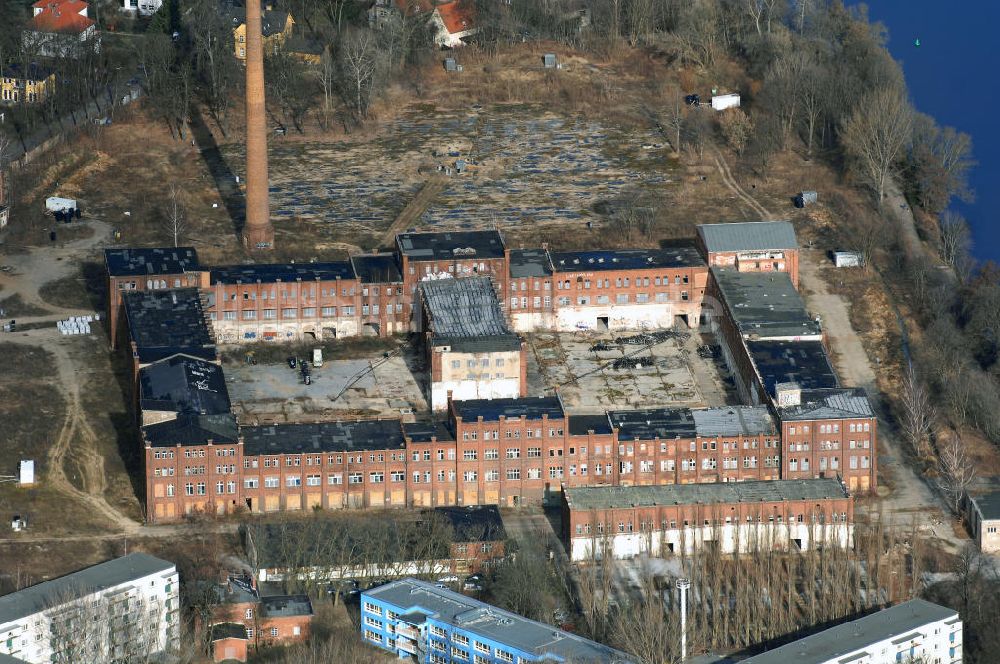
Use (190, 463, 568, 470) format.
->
(223, 311, 236, 320)
(302, 307, 316, 317)
(241, 310, 257, 320)
(321, 306, 336, 317)
(616, 294, 628, 304)
(282, 308, 297, 318)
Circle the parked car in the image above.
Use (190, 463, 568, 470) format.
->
(463, 574, 483, 591)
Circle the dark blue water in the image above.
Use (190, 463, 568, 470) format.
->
(859, 2, 999, 263)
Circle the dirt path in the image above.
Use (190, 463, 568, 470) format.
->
(0, 220, 112, 321)
(1, 328, 139, 532)
(378, 174, 448, 249)
(711, 148, 771, 219)
(798, 253, 960, 548)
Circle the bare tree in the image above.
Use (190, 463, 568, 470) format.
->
(937, 433, 976, 514)
(938, 210, 970, 269)
(164, 184, 187, 248)
(900, 363, 933, 458)
(841, 88, 914, 206)
(719, 108, 753, 156)
(337, 28, 386, 120)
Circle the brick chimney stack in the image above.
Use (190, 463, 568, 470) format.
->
(242, 0, 274, 251)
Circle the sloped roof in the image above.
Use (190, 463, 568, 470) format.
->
(0, 553, 174, 626)
(778, 388, 875, 422)
(698, 221, 798, 253)
(741, 599, 958, 664)
(1, 63, 54, 82)
(30, 0, 94, 34)
(435, 0, 475, 34)
(143, 413, 239, 447)
(139, 354, 231, 416)
(692, 405, 777, 437)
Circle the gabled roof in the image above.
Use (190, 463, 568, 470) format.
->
(1, 63, 54, 82)
(222, 3, 291, 37)
(139, 354, 231, 416)
(433, 505, 506, 542)
(143, 413, 239, 447)
(420, 277, 517, 349)
(698, 221, 798, 253)
(30, 0, 94, 34)
(778, 388, 875, 422)
(435, 0, 475, 34)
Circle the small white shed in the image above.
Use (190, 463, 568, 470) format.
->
(19, 460, 35, 486)
(833, 251, 863, 268)
(45, 197, 77, 213)
(711, 93, 741, 111)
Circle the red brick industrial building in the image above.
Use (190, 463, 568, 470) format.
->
(114, 221, 878, 524)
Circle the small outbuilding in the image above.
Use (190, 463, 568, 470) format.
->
(832, 251, 863, 268)
(543, 53, 557, 68)
(711, 93, 741, 111)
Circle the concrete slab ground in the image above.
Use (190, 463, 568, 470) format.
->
(224, 346, 428, 423)
(525, 330, 732, 412)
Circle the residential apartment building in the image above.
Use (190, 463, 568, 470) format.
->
(0, 553, 179, 664)
(361, 578, 635, 663)
(23, 0, 99, 57)
(697, 220, 800, 287)
(0, 64, 55, 104)
(561, 478, 853, 561)
(225, 3, 294, 61)
(419, 277, 527, 410)
(740, 599, 961, 664)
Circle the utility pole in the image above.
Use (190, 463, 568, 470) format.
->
(677, 577, 691, 661)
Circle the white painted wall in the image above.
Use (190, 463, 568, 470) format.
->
(569, 522, 853, 562)
(0, 564, 179, 663)
(431, 377, 521, 411)
(554, 303, 675, 332)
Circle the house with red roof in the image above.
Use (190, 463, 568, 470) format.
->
(430, 0, 477, 48)
(369, 0, 477, 48)
(24, 0, 100, 58)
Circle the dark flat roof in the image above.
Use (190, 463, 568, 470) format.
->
(0, 553, 175, 626)
(564, 478, 849, 511)
(610, 408, 696, 440)
(139, 354, 230, 416)
(122, 288, 215, 363)
(452, 396, 564, 422)
(352, 253, 403, 283)
(242, 420, 406, 455)
(509, 248, 552, 278)
(433, 505, 507, 542)
(712, 268, 820, 338)
(397, 230, 505, 261)
(210, 261, 355, 285)
(403, 420, 455, 443)
(697, 221, 798, 253)
(105, 247, 199, 277)
(551, 245, 704, 272)
(261, 595, 313, 618)
(748, 341, 838, 396)
(143, 413, 239, 447)
(568, 414, 613, 436)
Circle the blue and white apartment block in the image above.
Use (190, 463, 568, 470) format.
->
(360, 578, 635, 664)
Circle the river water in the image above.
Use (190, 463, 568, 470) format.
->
(859, 1, 999, 263)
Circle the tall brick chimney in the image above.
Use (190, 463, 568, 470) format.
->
(242, 0, 274, 251)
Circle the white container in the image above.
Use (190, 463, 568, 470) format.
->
(711, 93, 741, 111)
(46, 196, 77, 213)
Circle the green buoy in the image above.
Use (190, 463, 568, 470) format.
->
(914, 38, 921, 47)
